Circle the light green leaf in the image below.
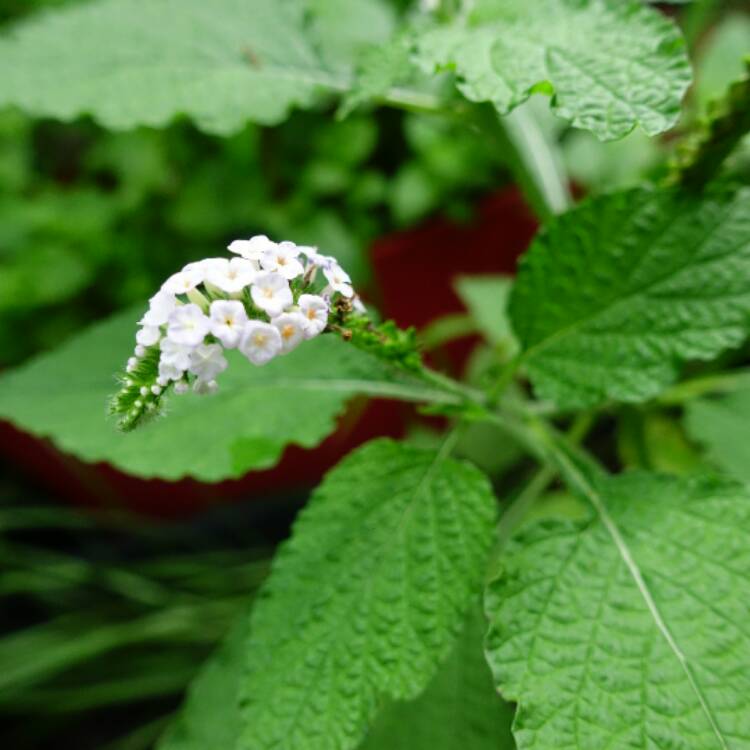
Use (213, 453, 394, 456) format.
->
(510, 186, 750, 409)
(361, 606, 515, 750)
(238, 439, 498, 750)
(339, 36, 415, 118)
(486, 471, 750, 750)
(685, 389, 750, 484)
(309, 0, 396, 73)
(0, 0, 393, 134)
(415, 0, 691, 140)
(455, 275, 518, 352)
(0, 309, 457, 481)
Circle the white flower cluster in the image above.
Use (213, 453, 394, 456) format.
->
(115, 236, 362, 427)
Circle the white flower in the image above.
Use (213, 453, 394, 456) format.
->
(309, 252, 336, 270)
(272, 312, 307, 354)
(158, 360, 184, 382)
(239, 321, 282, 365)
(161, 267, 204, 295)
(183, 257, 225, 274)
(188, 343, 228, 382)
(209, 300, 248, 348)
(296, 245, 319, 259)
(140, 290, 177, 326)
(323, 262, 354, 298)
(298, 294, 329, 338)
(251, 272, 293, 317)
(166, 303, 210, 346)
(135, 325, 161, 347)
(193, 379, 219, 395)
(160, 337, 194, 371)
(228, 235, 277, 262)
(205, 257, 256, 294)
(260, 240, 304, 280)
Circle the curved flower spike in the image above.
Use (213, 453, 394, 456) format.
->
(109, 236, 364, 431)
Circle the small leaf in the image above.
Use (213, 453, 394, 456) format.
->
(238, 438, 498, 750)
(414, 0, 691, 140)
(510, 185, 750, 409)
(486, 471, 750, 749)
(0, 309, 456, 481)
(0, 0, 394, 134)
(685, 389, 750, 484)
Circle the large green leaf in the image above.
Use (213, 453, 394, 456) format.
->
(0, 0, 393, 134)
(486, 471, 750, 749)
(0, 309, 457, 481)
(685, 388, 750, 484)
(415, 0, 691, 140)
(361, 606, 515, 750)
(238, 439, 498, 750)
(510, 186, 750, 409)
(158, 606, 514, 750)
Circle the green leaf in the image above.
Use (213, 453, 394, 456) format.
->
(159, 606, 514, 750)
(0, 0, 393, 135)
(455, 275, 518, 353)
(339, 35, 415, 118)
(685, 389, 750, 484)
(486, 471, 750, 750)
(0, 309, 457, 481)
(510, 186, 750, 409)
(238, 439, 498, 750)
(414, 0, 691, 140)
(361, 606, 515, 750)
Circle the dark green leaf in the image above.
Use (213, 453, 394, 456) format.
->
(511, 186, 750, 408)
(238, 439, 498, 750)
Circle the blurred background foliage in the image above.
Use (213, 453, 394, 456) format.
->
(0, 0, 749, 747)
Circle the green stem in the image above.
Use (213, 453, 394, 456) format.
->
(420, 363, 601, 482)
(657, 368, 750, 405)
(493, 409, 597, 540)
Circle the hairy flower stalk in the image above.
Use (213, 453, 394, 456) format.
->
(110, 236, 369, 431)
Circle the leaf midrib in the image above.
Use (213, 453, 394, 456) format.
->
(557, 453, 730, 750)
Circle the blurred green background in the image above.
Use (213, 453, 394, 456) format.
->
(0, 0, 749, 747)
